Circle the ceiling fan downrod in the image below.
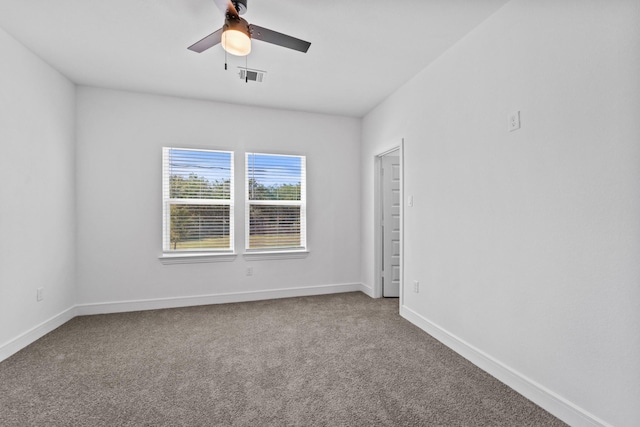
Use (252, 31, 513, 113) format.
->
(232, 0, 247, 15)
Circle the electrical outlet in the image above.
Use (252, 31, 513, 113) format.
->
(36, 287, 44, 301)
(508, 111, 521, 132)
(413, 281, 419, 293)
(246, 267, 253, 276)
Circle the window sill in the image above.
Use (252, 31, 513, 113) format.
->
(159, 252, 237, 265)
(243, 250, 309, 261)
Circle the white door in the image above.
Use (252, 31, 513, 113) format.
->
(382, 154, 401, 297)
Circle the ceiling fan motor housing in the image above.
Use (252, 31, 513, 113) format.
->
(224, 16, 250, 33)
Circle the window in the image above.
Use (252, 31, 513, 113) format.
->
(162, 148, 233, 252)
(246, 153, 306, 251)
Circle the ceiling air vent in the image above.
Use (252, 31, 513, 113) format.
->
(238, 67, 266, 83)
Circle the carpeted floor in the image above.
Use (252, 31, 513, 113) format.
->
(0, 292, 566, 426)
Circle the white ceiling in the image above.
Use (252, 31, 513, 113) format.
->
(0, 0, 509, 117)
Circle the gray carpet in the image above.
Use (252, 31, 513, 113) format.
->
(0, 292, 565, 426)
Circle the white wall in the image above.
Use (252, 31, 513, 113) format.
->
(76, 87, 362, 309)
(361, 0, 640, 426)
(0, 27, 76, 358)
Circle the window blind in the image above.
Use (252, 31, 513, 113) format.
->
(162, 148, 234, 252)
(245, 153, 306, 250)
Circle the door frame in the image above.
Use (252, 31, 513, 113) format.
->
(374, 140, 404, 301)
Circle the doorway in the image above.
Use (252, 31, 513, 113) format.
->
(376, 146, 402, 299)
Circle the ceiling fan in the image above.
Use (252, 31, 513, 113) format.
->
(187, 0, 311, 56)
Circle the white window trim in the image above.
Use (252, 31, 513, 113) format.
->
(244, 152, 307, 252)
(159, 252, 237, 265)
(242, 250, 309, 261)
(162, 147, 234, 260)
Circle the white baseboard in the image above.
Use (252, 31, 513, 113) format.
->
(76, 283, 367, 316)
(0, 283, 376, 363)
(0, 307, 77, 363)
(1, 284, 369, 363)
(358, 283, 375, 298)
(400, 305, 611, 427)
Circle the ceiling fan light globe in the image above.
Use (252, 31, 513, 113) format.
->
(222, 29, 251, 56)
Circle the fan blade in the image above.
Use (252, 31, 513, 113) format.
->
(249, 24, 311, 53)
(187, 28, 223, 53)
(213, 0, 239, 18)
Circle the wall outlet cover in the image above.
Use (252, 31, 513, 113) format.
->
(508, 111, 521, 132)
